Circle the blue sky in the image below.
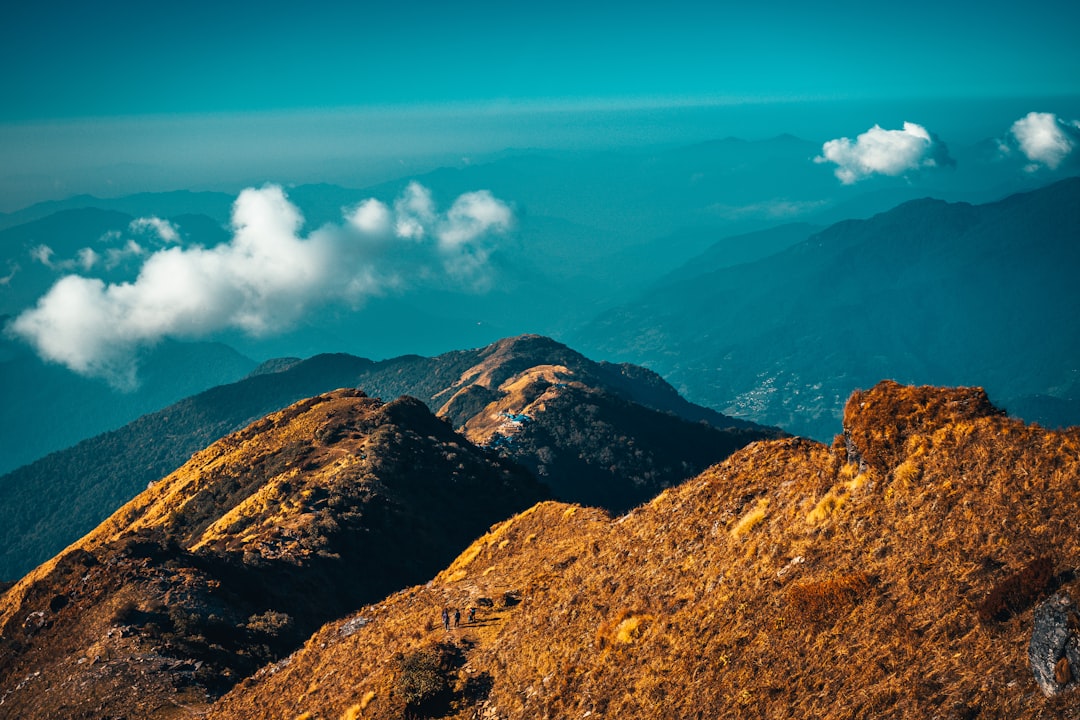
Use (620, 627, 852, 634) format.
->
(1, 0, 1078, 210)
(4, 0, 1078, 119)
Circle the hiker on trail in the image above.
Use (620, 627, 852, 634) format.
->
(468, 607, 476, 623)
(441, 607, 450, 631)
(454, 609, 461, 627)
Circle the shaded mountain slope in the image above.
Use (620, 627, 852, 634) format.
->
(0, 389, 544, 719)
(212, 381, 1080, 720)
(579, 176, 1080, 440)
(0, 335, 775, 582)
(0, 334, 256, 478)
(0, 353, 375, 581)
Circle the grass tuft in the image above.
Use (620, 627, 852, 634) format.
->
(730, 498, 769, 537)
(787, 571, 871, 624)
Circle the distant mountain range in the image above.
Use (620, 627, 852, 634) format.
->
(0, 335, 778, 581)
(0, 334, 256, 477)
(579, 176, 1080, 439)
(1, 136, 1070, 470)
(3, 134, 1058, 360)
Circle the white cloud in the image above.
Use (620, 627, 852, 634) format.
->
(815, 122, 952, 184)
(438, 190, 514, 249)
(30, 245, 55, 268)
(1007, 112, 1080, 170)
(105, 239, 146, 270)
(435, 190, 515, 284)
(0, 262, 18, 286)
(7, 182, 513, 387)
(129, 216, 180, 243)
(707, 198, 830, 221)
(394, 182, 437, 240)
(77, 247, 99, 271)
(346, 198, 392, 236)
(31, 233, 144, 275)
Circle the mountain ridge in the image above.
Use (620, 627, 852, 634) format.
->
(579, 176, 1080, 439)
(0, 335, 777, 581)
(208, 380, 1080, 719)
(0, 388, 546, 718)
(3, 378, 1079, 718)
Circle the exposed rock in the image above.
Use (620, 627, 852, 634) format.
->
(1029, 593, 1080, 697)
(842, 380, 1003, 475)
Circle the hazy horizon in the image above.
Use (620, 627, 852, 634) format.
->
(4, 94, 1080, 214)
(4, 0, 1078, 212)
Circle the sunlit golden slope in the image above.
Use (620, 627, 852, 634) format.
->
(211, 381, 1080, 720)
(0, 389, 544, 719)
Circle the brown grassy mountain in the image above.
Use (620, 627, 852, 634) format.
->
(0, 334, 776, 582)
(209, 381, 1080, 720)
(0, 352, 377, 582)
(0, 389, 545, 719)
(413, 335, 782, 512)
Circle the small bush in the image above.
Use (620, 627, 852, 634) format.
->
(246, 610, 293, 637)
(788, 572, 871, 624)
(395, 642, 464, 716)
(977, 556, 1054, 623)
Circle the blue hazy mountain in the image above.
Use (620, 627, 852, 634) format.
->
(2, 135, 1071, 465)
(0, 331, 255, 476)
(0, 190, 234, 231)
(578, 177, 1080, 440)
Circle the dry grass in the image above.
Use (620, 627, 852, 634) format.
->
(976, 555, 1055, 623)
(787, 571, 872, 624)
(209, 380, 1080, 719)
(0, 389, 547, 720)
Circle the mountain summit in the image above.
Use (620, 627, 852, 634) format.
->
(0, 335, 776, 581)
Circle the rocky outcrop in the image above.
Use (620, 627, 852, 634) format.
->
(1030, 593, 1080, 697)
(842, 380, 1003, 475)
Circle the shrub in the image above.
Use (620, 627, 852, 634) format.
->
(788, 572, 872, 624)
(977, 556, 1054, 623)
(246, 610, 293, 637)
(395, 642, 464, 716)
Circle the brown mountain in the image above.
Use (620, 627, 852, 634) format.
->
(208, 381, 1080, 720)
(0, 389, 544, 719)
(0, 334, 777, 582)
(404, 334, 782, 512)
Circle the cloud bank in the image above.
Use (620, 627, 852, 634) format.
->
(1004, 111, 1080, 171)
(8, 182, 513, 387)
(816, 122, 953, 184)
